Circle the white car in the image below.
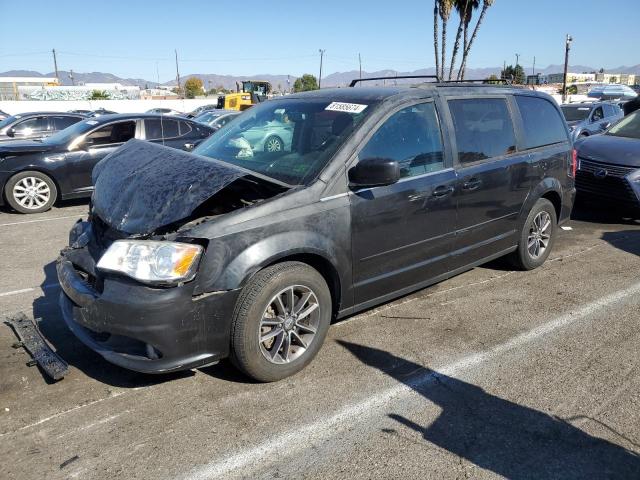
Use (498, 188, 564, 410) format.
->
(240, 118, 294, 153)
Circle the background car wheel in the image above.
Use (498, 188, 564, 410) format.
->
(231, 261, 332, 382)
(264, 135, 284, 153)
(579, 132, 589, 138)
(4, 171, 58, 214)
(507, 198, 557, 270)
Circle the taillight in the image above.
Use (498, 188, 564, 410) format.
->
(569, 149, 577, 178)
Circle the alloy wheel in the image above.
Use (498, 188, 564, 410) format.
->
(259, 285, 320, 364)
(265, 137, 283, 152)
(12, 177, 51, 210)
(527, 211, 552, 259)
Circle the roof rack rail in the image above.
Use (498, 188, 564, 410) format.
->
(349, 75, 440, 87)
(439, 78, 512, 85)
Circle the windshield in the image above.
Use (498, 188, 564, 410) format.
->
(196, 111, 225, 122)
(42, 118, 97, 145)
(0, 115, 19, 130)
(606, 110, 640, 139)
(561, 105, 591, 121)
(193, 98, 375, 185)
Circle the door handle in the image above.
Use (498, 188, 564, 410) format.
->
(432, 185, 454, 198)
(462, 178, 482, 190)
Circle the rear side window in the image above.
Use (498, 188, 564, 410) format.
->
(448, 98, 516, 164)
(359, 102, 444, 178)
(145, 119, 180, 140)
(515, 96, 568, 149)
(178, 121, 193, 136)
(52, 116, 81, 130)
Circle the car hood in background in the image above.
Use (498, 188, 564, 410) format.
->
(0, 140, 55, 154)
(577, 134, 640, 168)
(92, 139, 250, 235)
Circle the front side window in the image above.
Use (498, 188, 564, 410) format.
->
(14, 117, 48, 136)
(515, 96, 568, 149)
(194, 98, 376, 185)
(448, 98, 517, 164)
(591, 107, 604, 121)
(359, 102, 444, 178)
(85, 121, 136, 147)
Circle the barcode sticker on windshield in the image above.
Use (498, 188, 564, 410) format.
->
(325, 102, 368, 114)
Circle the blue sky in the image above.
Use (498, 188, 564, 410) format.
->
(1, 0, 638, 81)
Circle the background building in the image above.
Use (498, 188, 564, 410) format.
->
(0, 76, 59, 100)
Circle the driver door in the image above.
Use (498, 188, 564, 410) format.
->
(350, 101, 457, 307)
(65, 120, 138, 193)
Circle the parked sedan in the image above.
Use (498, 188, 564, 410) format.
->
(186, 104, 217, 118)
(0, 114, 214, 213)
(0, 109, 10, 121)
(575, 109, 640, 213)
(0, 112, 86, 142)
(560, 102, 623, 141)
(146, 108, 184, 116)
(194, 109, 240, 130)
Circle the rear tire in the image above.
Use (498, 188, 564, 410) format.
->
(508, 198, 557, 270)
(230, 261, 332, 382)
(4, 171, 57, 214)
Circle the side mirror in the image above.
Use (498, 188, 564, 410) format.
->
(6, 128, 15, 138)
(348, 157, 400, 188)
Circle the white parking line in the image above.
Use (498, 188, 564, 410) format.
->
(0, 214, 82, 228)
(0, 282, 59, 298)
(184, 281, 640, 480)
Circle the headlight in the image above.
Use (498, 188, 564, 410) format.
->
(97, 240, 203, 284)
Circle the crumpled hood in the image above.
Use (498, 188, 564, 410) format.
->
(577, 134, 640, 168)
(0, 140, 55, 154)
(92, 139, 248, 235)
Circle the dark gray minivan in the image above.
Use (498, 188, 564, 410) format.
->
(57, 80, 576, 381)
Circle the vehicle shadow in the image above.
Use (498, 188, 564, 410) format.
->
(338, 340, 640, 479)
(32, 261, 193, 387)
(571, 198, 640, 225)
(601, 230, 640, 257)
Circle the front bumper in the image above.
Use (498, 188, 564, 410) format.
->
(57, 240, 239, 374)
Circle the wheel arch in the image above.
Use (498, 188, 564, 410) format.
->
(2, 168, 61, 205)
(520, 177, 564, 224)
(200, 231, 349, 317)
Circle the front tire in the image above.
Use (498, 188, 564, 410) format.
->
(231, 262, 332, 382)
(508, 198, 557, 270)
(4, 171, 58, 214)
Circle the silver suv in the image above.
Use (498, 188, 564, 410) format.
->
(560, 102, 623, 141)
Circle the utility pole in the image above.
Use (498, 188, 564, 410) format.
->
(52, 49, 59, 83)
(175, 49, 181, 97)
(502, 60, 506, 79)
(156, 61, 160, 87)
(532, 56, 536, 76)
(358, 53, 362, 82)
(562, 34, 573, 103)
(318, 49, 325, 89)
(68, 69, 75, 86)
(515, 53, 520, 69)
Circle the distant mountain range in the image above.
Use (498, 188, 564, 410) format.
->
(3, 64, 640, 90)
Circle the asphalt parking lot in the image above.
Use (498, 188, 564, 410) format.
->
(0, 199, 639, 479)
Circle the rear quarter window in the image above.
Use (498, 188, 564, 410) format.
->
(515, 96, 568, 149)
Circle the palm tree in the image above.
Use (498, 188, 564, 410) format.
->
(433, 1, 440, 81)
(458, 0, 494, 80)
(448, 0, 477, 80)
(439, 0, 453, 81)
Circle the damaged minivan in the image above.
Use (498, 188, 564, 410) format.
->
(57, 82, 575, 381)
